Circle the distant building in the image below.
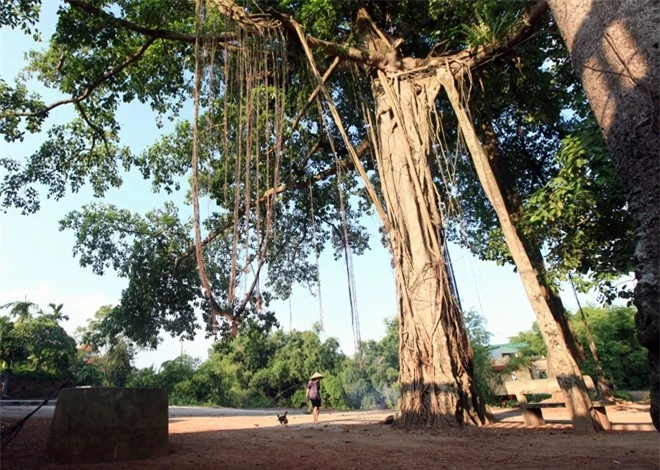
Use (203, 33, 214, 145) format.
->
(489, 342, 529, 360)
(488, 342, 548, 398)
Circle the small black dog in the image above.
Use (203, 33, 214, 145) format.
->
(277, 411, 288, 426)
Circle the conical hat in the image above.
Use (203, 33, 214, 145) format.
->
(310, 372, 324, 380)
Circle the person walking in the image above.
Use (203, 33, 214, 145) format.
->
(306, 372, 324, 424)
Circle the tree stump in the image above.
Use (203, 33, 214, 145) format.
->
(46, 387, 168, 464)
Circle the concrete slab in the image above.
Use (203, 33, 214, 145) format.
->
(45, 387, 168, 464)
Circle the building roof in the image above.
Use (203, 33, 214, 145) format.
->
(490, 342, 528, 354)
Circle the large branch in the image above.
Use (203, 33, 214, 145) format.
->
(270, 1, 548, 78)
(28, 0, 546, 126)
(268, 9, 399, 72)
(66, 0, 397, 72)
(60, 0, 547, 104)
(0, 37, 156, 119)
(430, 0, 550, 78)
(65, 0, 237, 44)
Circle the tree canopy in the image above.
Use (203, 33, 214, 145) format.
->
(1, 1, 633, 343)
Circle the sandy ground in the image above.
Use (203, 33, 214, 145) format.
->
(1, 402, 658, 469)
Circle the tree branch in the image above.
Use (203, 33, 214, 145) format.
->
(1, 37, 156, 120)
(268, 9, 396, 71)
(175, 140, 369, 266)
(65, 0, 238, 44)
(431, 0, 550, 78)
(13, 0, 546, 124)
(271, 1, 548, 79)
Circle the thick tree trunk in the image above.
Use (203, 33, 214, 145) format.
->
(548, 0, 660, 431)
(439, 70, 604, 432)
(477, 117, 586, 365)
(478, 118, 617, 401)
(346, 6, 489, 427)
(371, 72, 490, 427)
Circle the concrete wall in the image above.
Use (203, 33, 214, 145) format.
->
(1, 374, 71, 399)
(46, 387, 168, 464)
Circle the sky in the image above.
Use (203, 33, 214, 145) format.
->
(0, 2, 600, 370)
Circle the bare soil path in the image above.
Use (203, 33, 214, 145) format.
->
(1, 402, 657, 469)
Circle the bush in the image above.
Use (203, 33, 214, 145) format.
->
(291, 388, 307, 408)
(612, 390, 633, 402)
(322, 375, 349, 409)
(248, 394, 273, 408)
(126, 367, 160, 388)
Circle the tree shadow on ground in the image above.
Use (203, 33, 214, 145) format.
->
(1, 410, 658, 470)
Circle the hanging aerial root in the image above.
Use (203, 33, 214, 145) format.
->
(189, 0, 291, 336)
(192, 0, 223, 332)
(290, 20, 389, 230)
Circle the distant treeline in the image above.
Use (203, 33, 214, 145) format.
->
(0, 304, 647, 407)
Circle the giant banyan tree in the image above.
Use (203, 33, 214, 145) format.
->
(2, 0, 657, 431)
(189, 0, 493, 428)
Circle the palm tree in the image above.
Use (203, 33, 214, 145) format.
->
(44, 303, 69, 322)
(1, 299, 39, 323)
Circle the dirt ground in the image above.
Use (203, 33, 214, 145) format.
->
(1, 402, 658, 469)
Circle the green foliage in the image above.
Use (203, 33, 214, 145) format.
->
(445, 15, 633, 307)
(572, 306, 647, 390)
(510, 305, 648, 390)
(92, 340, 135, 387)
(0, 0, 41, 40)
(527, 393, 551, 402)
(465, 308, 491, 347)
(2, 0, 193, 212)
(460, 4, 517, 46)
(69, 354, 103, 387)
(286, 0, 350, 40)
(1, 120, 132, 214)
(12, 316, 77, 376)
(0, 79, 48, 144)
(1, 302, 86, 381)
(611, 390, 633, 401)
(509, 323, 547, 357)
(524, 121, 635, 302)
(75, 305, 137, 386)
(62, 205, 201, 348)
(357, 318, 399, 408)
(464, 310, 498, 404)
(127, 322, 401, 410)
(43, 303, 69, 322)
(157, 354, 200, 391)
(0, 316, 28, 370)
(125, 365, 160, 388)
(1, 299, 40, 322)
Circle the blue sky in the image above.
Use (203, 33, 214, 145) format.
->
(0, 2, 595, 369)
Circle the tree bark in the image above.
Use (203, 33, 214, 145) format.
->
(439, 70, 605, 432)
(476, 118, 616, 402)
(351, 8, 489, 426)
(371, 73, 489, 427)
(547, 0, 660, 431)
(476, 117, 586, 366)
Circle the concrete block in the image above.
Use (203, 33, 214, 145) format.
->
(46, 387, 168, 463)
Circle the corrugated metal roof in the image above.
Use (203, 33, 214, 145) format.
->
(491, 342, 528, 353)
